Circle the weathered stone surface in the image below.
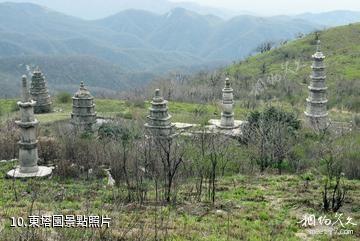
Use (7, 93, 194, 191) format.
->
(208, 119, 244, 137)
(70, 82, 97, 132)
(304, 40, 329, 130)
(145, 89, 175, 137)
(30, 69, 52, 114)
(7, 166, 53, 178)
(7, 76, 52, 178)
(220, 77, 235, 128)
(173, 122, 196, 130)
(208, 77, 243, 134)
(215, 209, 227, 217)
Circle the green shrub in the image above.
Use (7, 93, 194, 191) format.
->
(10, 101, 19, 112)
(56, 92, 72, 103)
(116, 111, 133, 119)
(353, 114, 360, 128)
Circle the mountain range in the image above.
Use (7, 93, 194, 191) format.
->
(0, 2, 359, 97)
(296, 10, 360, 27)
(0, 0, 248, 20)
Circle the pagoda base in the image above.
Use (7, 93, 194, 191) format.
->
(304, 112, 329, 131)
(209, 119, 243, 130)
(207, 119, 245, 138)
(7, 166, 52, 178)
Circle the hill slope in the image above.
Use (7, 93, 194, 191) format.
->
(96, 8, 318, 60)
(0, 3, 203, 71)
(227, 23, 360, 112)
(173, 23, 360, 113)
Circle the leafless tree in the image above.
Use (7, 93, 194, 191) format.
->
(154, 135, 186, 203)
(317, 130, 347, 212)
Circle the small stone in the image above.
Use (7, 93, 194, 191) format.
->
(177, 207, 185, 214)
(215, 209, 227, 217)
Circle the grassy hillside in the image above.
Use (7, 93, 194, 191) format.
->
(0, 161, 359, 240)
(0, 96, 251, 125)
(225, 23, 360, 112)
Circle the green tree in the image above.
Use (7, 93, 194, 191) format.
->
(243, 106, 300, 174)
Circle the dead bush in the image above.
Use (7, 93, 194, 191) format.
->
(38, 136, 60, 165)
(0, 119, 20, 160)
(54, 160, 81, 179)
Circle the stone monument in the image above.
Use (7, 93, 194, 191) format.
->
(304, 40, 329, 130)
(209, 77, 242, 131)
(220, 77, 236, 128)
(70, 82, 97, 132)
(30, 68, 52, 114)
(7, 76, 52, 178)
(145, 89, 175, 137)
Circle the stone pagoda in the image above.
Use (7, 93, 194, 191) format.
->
(30, 68, 52, 114)
(7, 76, 52, 178)
(209, 77, 242, 130)
(145, 89, 175, 137)
(220, 77, 236, 128)
(70, 82, 97, 132)
(304, 40, 329, 130)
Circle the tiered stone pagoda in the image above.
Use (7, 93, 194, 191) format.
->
(209, 77, 242, 131)
(7, 76, 52, 178)
(220, 77, 236, 128)
(70, 82, 97, 132)
(145, 89, 175, 137)
(304, 40, 329, 130)
(30, 68, 52, 114)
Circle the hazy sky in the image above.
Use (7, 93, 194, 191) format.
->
(171, 0, 360, 14)
(1, 0, 360, 19)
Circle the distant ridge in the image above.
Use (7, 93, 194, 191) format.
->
(296, 10, 360, 27)
(1, 2, 360, 97)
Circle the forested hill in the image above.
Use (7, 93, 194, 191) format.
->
(0, 2, 318, 97)
(1, 2, 360, 99)
(226, 23, 360, 112)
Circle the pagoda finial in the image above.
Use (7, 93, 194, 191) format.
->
(80, 81, 85, 89)
(21, 75, 29, 102)
(225, 77, 231, 88)
(316, 40, 321, 52)
(155, 89, 160, 97)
